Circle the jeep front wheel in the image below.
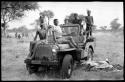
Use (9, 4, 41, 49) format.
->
(60, 54, 73, 79)
(26, 64, 39, 74)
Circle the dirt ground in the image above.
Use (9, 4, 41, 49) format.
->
(1, 31, 124, 80)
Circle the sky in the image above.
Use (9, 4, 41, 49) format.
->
(8, 2, 123, 29)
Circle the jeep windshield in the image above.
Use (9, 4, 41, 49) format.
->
(60, 24, 80, 36)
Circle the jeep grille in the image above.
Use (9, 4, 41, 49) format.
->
(34, 44, 53, 60)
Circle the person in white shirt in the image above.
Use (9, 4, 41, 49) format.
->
(52, 21, 62, 38)
(52, 19, 78, 48)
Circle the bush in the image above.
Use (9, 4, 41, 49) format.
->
(110, 18, 121, 31)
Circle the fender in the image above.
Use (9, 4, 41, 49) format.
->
(84, 41, 95, 57)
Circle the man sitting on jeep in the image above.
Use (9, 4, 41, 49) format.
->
(34, 15, 46, 41)
(52, 19, 78, 48)
(29, 15, 47, 58)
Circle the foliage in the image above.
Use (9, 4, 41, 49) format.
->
(1, 1, 39, 36)
(8, 25, 29, 33)
(1, 1, 38, 24)
(78, 14, 85, 21)
(68, 13, 77, 23)
(30, 10, 54, 30)
(40, 10, 54, 25)
(65, 13, 85, 24)
(17, 25, 28, 33)
(100, 26, 107, 31)
(11, 28, 18, 32)
(30, 19, 40, 30)
(110, 18, 121, 31)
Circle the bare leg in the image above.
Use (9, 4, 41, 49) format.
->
(86, 32, 89, 40)
(57, 37, 78, 48)
(83, 35, 86, 43)
(68, 37, 78, 48)
(90, 29, 92, 36)
(30, 41, 42, 59)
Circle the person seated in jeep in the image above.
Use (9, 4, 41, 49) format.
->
(34, 15, 46, 41)
(52, 19, 78, 48)
(34, 25, 46, 41)
(29, 15, 47, 58)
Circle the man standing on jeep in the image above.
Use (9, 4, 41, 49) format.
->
(52, 19, 78, 48)
(85, 10, 94, 38)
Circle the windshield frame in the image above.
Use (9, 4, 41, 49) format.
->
(60, 24, 80, 36)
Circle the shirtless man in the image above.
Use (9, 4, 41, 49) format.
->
(34, 25, 46, 41)
(30, 15, 47, 58)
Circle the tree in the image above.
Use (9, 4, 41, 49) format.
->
(17, 25, 28, 33)
(12, 27, 18, 32)
(110, 18, 121, 31)
(64, 16, 70, 24)
(40, 10, 54, 25)
(100, 26, 107, 31)
(1, 1, 39, 36)
(78, 14, 85, 21)
(65, 13, 85, 24)
(30, 19, 40, 31)
(68, 13, 77, 23)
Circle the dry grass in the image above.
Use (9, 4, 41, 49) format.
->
(1, 31, 124, 80)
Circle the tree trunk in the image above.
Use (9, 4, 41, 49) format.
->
(3, 27, 7, 37)
(2, 22, 7, 37)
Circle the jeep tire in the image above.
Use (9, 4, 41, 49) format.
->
(26, 64, 39, 74)
(60, 54, 73, 79)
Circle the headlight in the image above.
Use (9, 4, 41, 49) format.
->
(52, 49, 56, 53)
(52, 49, 57, 60)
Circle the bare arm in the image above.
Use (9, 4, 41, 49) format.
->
(51, 26, 57, 43)
(52, 31, 55, 42)
(92, 16, 94, 25)
(34, 30, 38, 41)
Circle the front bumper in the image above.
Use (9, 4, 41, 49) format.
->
(24, 59, 59, 66)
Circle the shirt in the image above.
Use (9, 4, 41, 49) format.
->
(53, 25, 62, 38)
(85, 16, 94, 25)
